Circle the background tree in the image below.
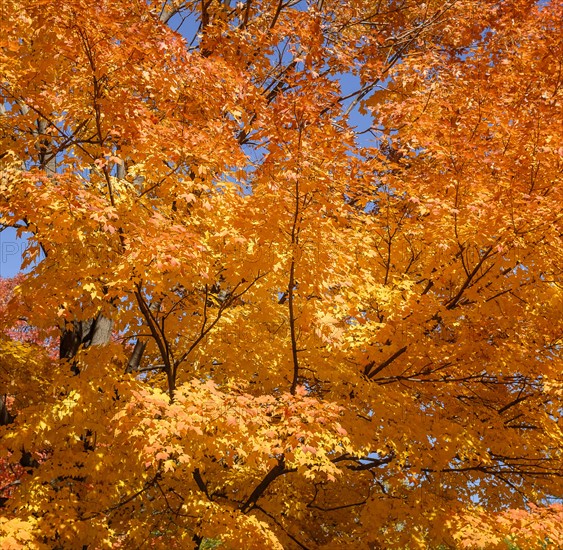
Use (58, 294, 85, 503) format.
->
(0, 0, 562, 548)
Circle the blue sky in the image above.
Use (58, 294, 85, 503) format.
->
(0, 227, 25, 278)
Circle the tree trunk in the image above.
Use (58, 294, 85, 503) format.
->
(60, 314, 113, 372)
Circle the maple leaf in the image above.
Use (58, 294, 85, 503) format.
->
(1, 0, 562, 547)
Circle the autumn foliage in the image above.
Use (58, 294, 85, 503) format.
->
(0, 0, 562, 548)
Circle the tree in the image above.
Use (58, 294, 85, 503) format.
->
(0, 0, 562, 547)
